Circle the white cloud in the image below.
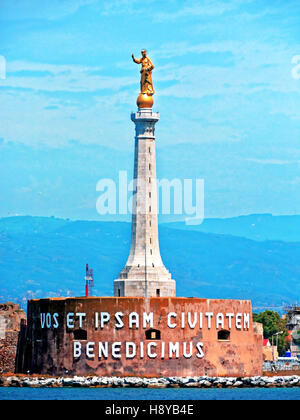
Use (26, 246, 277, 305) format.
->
(155, 0, 251, 21)
(0, 0, 98, 21)
(152, 40, 299, 99)
(246, 158, 300, 165)
(0, 87, 135, 147)
(2, 61, 135, 92)
(100, 0, 155, 15)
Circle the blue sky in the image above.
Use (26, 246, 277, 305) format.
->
(0, 0, 300, 220)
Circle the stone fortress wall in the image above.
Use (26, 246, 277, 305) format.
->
(17, 296, 263, 377)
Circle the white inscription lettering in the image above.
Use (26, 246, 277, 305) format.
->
(183, 342, 193, 358)
(167, 312, 177, 328)
(126, 342, 136, 358)
(115, 312, 124, 329)
(216, 313, 224, 329)
(98, 342, 108, 359)
(226, 313, 234, 329)
(86, 342, 95, 358)
(67, 313, 74, 329)
(205, 312, 213, 329)
(112, 342, 121, 358)
(101, 312, 110, 329)
(129, 312, 139, 329)
(73, 341, 81, 358)
(76, 313, 86, 328)
(244, 313, 250, 330)
(187, 312, 197, 329)
(143, 313, 153, 329)
(147, 342, 157, 358)
(53, 313, 59, 328)
(236, 313, 242, 329)
(196, 342, 204, 358)
(169, 342, 179, 358)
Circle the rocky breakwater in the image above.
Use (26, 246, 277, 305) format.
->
(1, 375, 300, 388)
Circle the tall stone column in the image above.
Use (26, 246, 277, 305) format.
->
(114, 107, 176, 297)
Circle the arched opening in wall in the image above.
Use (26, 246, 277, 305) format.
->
(156, 289, 160, 297)
(73, 329, 87, 340)
(218, 330, 230, 341)
(145, 329, 161, 340)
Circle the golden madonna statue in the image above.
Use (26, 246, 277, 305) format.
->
(132, 50, 155, 108)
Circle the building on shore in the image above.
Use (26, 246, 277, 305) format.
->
(0, 302, 26, 374)
(284, 305, 300, 359)
(262, 338, 278, 362)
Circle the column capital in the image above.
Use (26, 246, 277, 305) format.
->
(131, 108, 160, 139)
(131, 108, 160, 123)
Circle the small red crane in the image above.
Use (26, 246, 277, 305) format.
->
(85, 263, 94, 297)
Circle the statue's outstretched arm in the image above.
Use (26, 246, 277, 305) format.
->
(132, 54, 141, 64)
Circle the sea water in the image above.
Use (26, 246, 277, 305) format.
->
(0, 387, 300, 400)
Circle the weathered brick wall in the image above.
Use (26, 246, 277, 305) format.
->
(0, 331, 19, 373)
(0, 302, 26, 373)
(20, 297, 263, 377)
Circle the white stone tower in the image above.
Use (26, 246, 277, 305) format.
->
(114, 106, 176, 297)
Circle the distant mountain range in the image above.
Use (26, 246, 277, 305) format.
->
(0, 215, 299, 311)
(163, 213, 300, 242)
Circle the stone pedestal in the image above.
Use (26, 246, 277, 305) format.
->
(18, 297, 263, 378)
(114, 108, 175, 297)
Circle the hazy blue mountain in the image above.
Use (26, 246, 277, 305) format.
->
(0, 216, 70, 234)
(0, 216, 299, 311)
(163, 214, 300, 242)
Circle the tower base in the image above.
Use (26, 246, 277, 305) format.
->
(17, 297, 263, 378)
(114, 278, 176, 297)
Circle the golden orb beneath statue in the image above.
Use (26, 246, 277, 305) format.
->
(137, 93, 153, 108)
